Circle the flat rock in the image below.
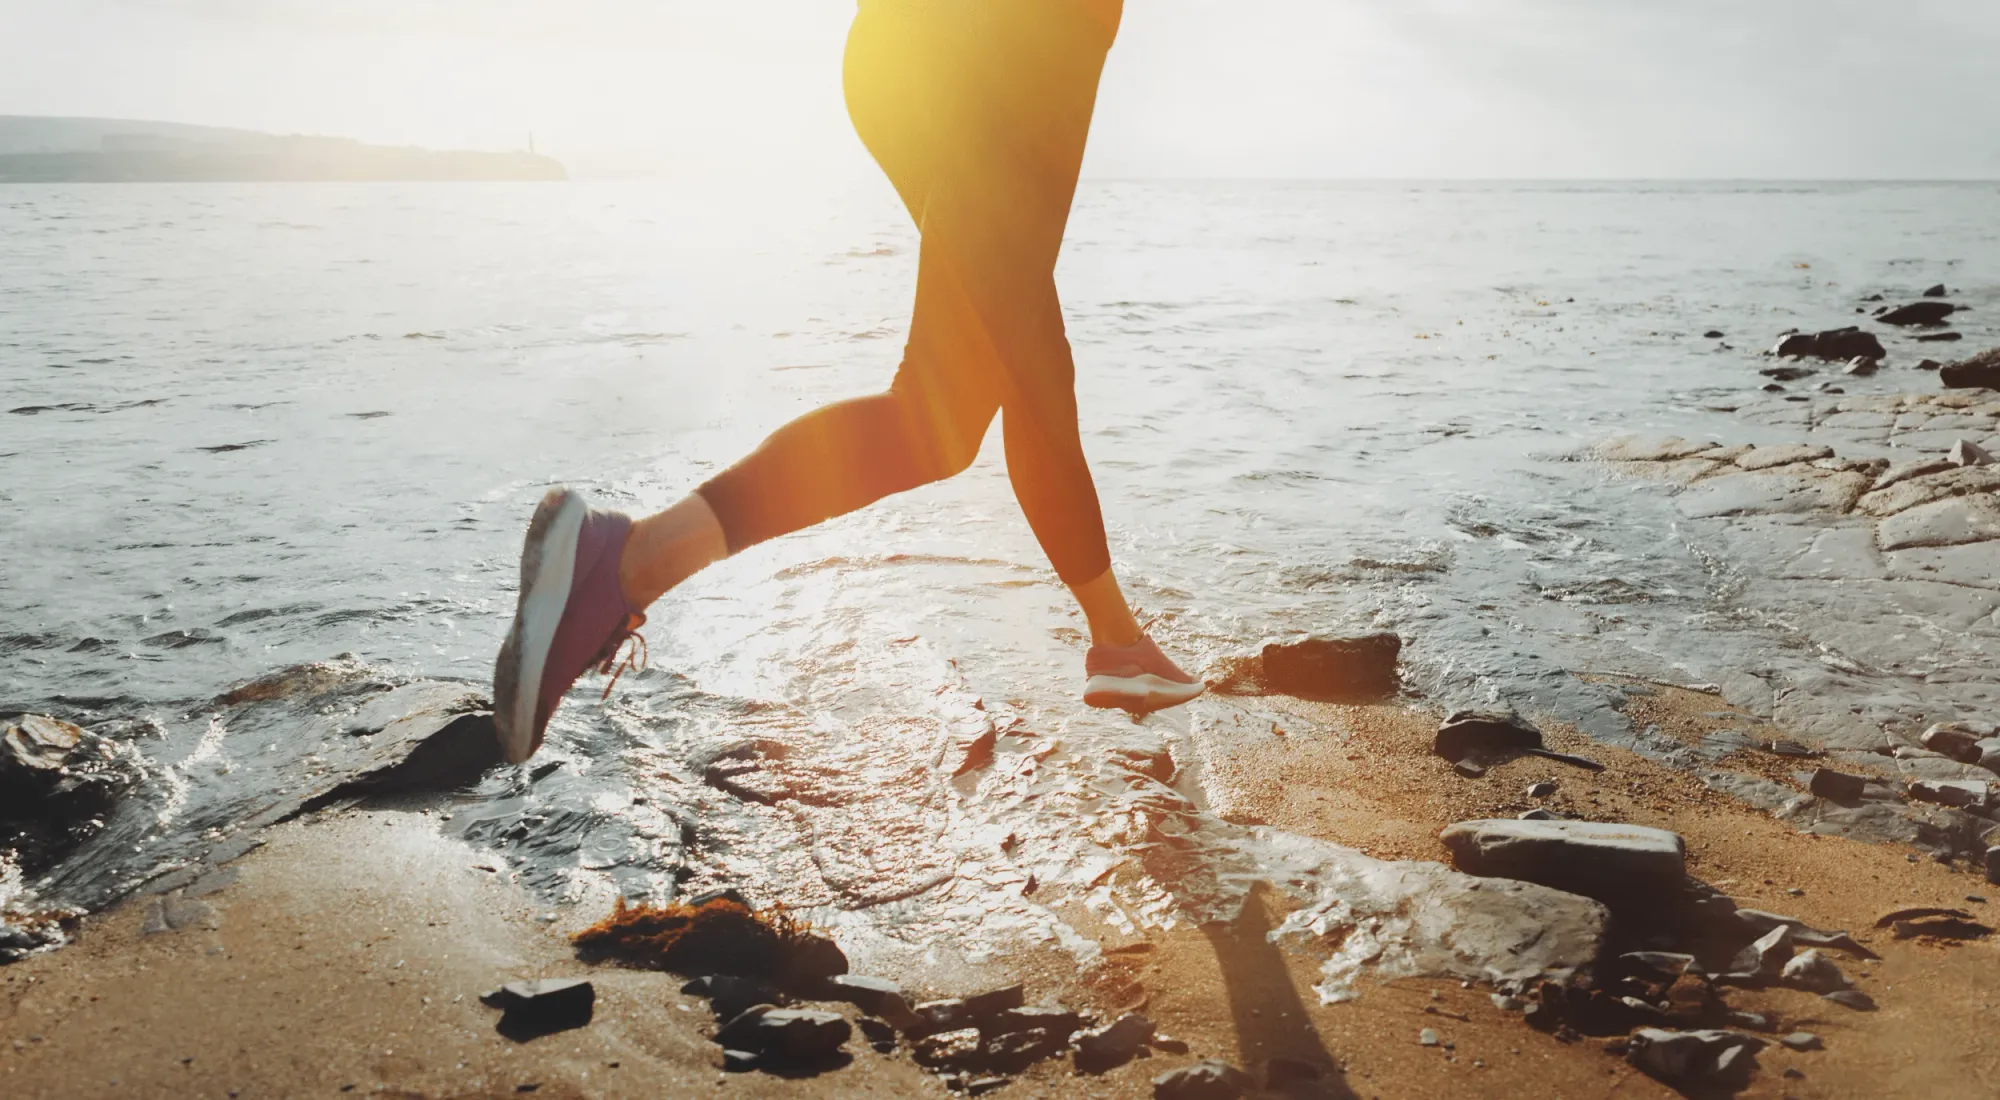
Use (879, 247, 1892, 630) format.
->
(825, 974, 902, 1017)
(1908, 779, 1989, 809)
(1772, 327, 1886, 362)
(1941, 348, 2000, 390)
(1808, 768, 1868, 802)
(1780, 1031, 1823, 1052)
(1722, 925, 1794, 982)
(1985, 846, 1999, 886)
(1873, 457, 1955, 491)
(1075, 1013, 1155, 1073)
(1876, 494, 2000, 551)
(1925, 284, 1949, 297)
(1625, 1029, 1766, 1088)
(1855, 465, 2000, 517)
(714, 1007, 850, 1060)
(1780, 950, 1850, 993)
(1259, 634, 1401, 701)
(1879, 301, 1956, 326)
(1735, 444, 1834, 471)
(985, 1005, 1083, 1038)
(1433, 709, 1542, 763)
(1920, 723, 1984, 763)
(1438, 818, 1686, 901)
(1822, 989, 1877, 1011)
(1152, 1060, 1249, 1100)
(1597, 437, 1719, 462)
(481, 979, 595, 1041)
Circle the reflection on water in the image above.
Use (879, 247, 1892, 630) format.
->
(4, 180, 1998, 961)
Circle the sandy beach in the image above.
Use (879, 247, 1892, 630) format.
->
(6, 678, 1996, 1100)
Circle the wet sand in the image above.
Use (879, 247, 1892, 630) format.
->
(7, 688, 1995, 1099)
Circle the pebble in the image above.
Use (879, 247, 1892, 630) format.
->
(1781, 950, 1851, 994)
(1526, 781, 1557, 798)
(1419, 1028, 1440, 1046)
(1779, 1032, 1822, 1052)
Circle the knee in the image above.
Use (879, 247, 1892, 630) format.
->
(888, 387, 987, 484)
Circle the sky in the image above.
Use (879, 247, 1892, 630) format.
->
(2, 0, 1997, 179)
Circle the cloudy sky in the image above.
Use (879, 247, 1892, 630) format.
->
(3, 0, 1996, 179)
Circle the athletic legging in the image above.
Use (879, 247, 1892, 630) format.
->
(695, 0, 1121, 587)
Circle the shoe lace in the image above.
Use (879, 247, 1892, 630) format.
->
(594, 614, 649, 700)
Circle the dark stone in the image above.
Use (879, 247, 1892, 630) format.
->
(702, 975, 784, 1020)
(1527, 781, 1558, 798)
(1434, 709, 1542, 763)
(1763, 383, 1786, 392)
(983, 1005, 1082, 1038)
(1152, 1060, 1249, 1100)
(911, 987, 1031, 1037)
(1821, 989, 1876, 1011)
(1918, 332, 1964, 343)
(1844, 356, 1879, 376)
(1986, 846, 1999, 887)
(1924, 284, 1948, 298)
(714, 1006, 851, 1060)
(1879, 301, 1956, 327)
(721, 1049, 759, 1073)
(1439, 818, 1686, 902)
(1918, 359, 1943, 371)
(1259, 634, 1401, 701)
(1761, 365, 1815, 382)
(1625, 1029, 1765, 1088)
(1770, 327, 1886, 362)
(826, 974, 903, 1017)
(856, 1017, 897, 1045)
(1620, 951, 1695, 980)
(1808, 768, 1867, 803)
(1891, 916, 1993, 940)
(980, 1027, 1070, 1073)
(777, 932, 849, 989)
(965, 1078, 1010, 1097)
(1721, 925, 1793, 984)
(1941, 348, 2000, 389)
(481, 979, 595, 1041)
(1075, 1013, 1155, 1073)
(1704, 330, 1725, 339)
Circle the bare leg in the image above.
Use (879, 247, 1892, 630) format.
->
(618, 493, 728, 609)
(1069, 568, 1141, 647)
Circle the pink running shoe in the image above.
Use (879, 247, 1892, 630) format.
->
(492, 488, 648, 763)
(1082, 633, 1204, 714)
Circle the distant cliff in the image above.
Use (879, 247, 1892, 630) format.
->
(0, 117, 566, 182)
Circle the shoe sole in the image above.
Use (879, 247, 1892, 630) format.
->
(493, 489, 589, 763)
(1083, 673, 1206, 714)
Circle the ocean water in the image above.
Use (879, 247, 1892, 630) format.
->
(5, 180, 1999, 961)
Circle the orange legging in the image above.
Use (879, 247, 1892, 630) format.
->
(695, 0, 1119, 586)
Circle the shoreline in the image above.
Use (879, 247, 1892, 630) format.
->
(5, 686, 1995, 1099)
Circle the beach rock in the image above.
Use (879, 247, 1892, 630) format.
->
(1723, 925, 1795, 983)
(1822, 989, 1877, 1011)
(1761, 365, 1814, 382)
(1920, 723, 1985, 763)
(721, 1048, 760, 1072)
(1433, 709, 1542, 763)
(1438, 818, 1686, 902)
(1780, 950, 1850, 993)
(1526, 780, 1557, 798)
(1925, 284, 1949, 298)
(1808, 768, 1868, 802)
(911, 1027, 983, 1068)
(1, 715, 148, 837)
(1844, 356, 1879, 377)
(911, 984, 1025, 1035)
(1879, 301, 1956, 327)
(695, 975, 784, 1021)
(981, 1026, 1070, 1072)
(778, 931, 849, 989)
(1908, 779, 1989, 810)
(1259, 634, 1401, 700)
(1075, 1013, 1155, 1073)
(1780, 1031, 1823, 1052)
(1985, 846, 1999, 886)
(1727, 909, 1876, 958)
(1878, 494, 2000, 550)
(1772, 327, 1885, 362)
(1949, 438, 1994, 467)
(1918, 332, 1964, 343)
(1918, 358, 1943, 371)
(985, 1005, 1082, 1037)
(1940, 348, 2000, 390)
(1705, 329, 1726, 338)
(1152, 1060, 1249, 1100)
(1621, 951, 1696, 980)
(714, 1006, 851, 1060)
(481, 979, 595, 1041)
(825, 974, 902, 1016)
(1735, 443, 1834, 470)
(1625, 1028, 1766, 1089)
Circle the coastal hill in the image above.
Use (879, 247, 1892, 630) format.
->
(0, 116, 566, 182)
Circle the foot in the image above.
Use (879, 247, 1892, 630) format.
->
(1083, 633, 1204, 714)
(492, 488, 647, 763)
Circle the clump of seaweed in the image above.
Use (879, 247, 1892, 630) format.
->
(571, 896, 845, 988)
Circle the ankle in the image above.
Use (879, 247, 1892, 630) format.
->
(619, 495, 728, 608)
